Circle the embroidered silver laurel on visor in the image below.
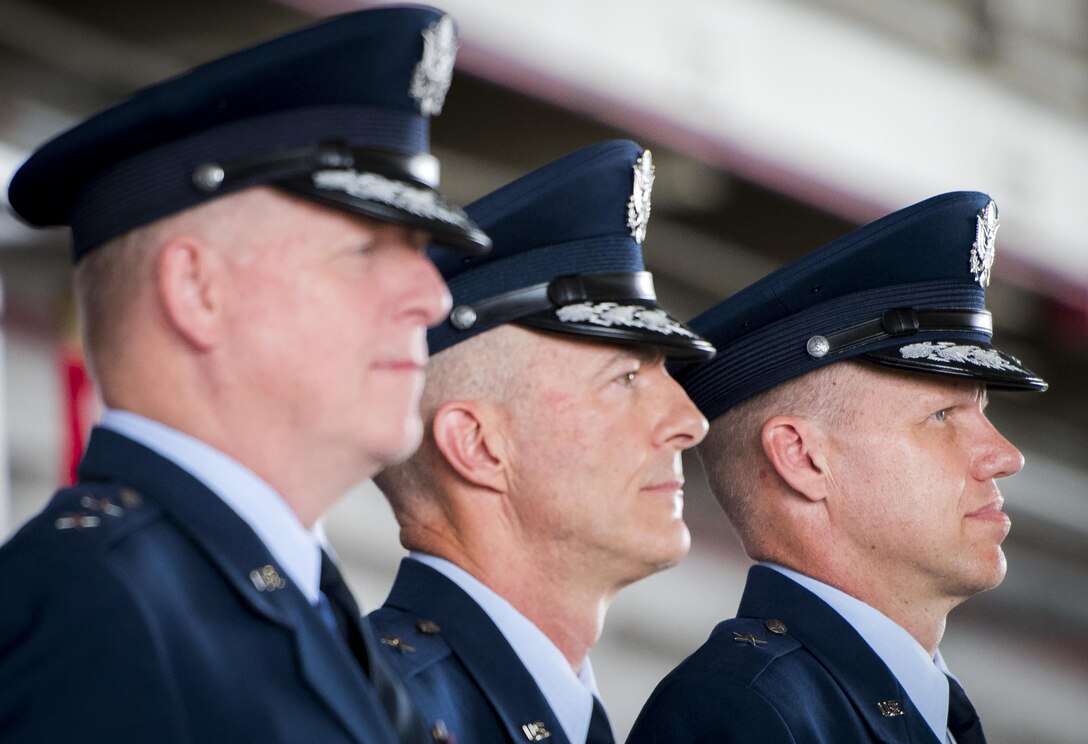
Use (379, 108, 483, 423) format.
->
(626, 150, 655, 244)
(899, 341, 1026, 373)
(556, 302, 697, 338)
(410, 15, 458, 116)
(312, 169, 474, 229)
(970, 200, 998, 288)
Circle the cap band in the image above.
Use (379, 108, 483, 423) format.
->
(450, 271, 656, 330)
(70, 105, 427, 258)
(191, 142, 441, 194)
(806, 308, 993, 359)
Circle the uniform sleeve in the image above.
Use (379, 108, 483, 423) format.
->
(627, 670, 798, 744)
(0, 549, 190, 743)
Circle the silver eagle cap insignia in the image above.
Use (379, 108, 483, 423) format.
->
(970, 200, 998, 288)
(626, 149, 655, 244)
(410, 15, 459, 116)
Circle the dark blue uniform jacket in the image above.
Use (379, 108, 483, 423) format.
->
(369, 558, 573, 744)
(0, 427, 402, 744)
(628, 565, 942, 744)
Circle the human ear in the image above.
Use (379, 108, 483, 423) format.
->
(431, 401, 508, 492)
(761, 415, 831, 502)
(156, 235, 223, 351)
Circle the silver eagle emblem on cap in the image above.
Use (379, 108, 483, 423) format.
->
(626, 150, 655, 244)
(410, 15, 459, 116)
(970, 200, 998, 287)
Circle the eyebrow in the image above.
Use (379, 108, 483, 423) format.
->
(596, 344, 663, 374)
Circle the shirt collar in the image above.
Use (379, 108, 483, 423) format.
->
(100, 410, 326, 603)
(764, 562, 952, 743)
(410, 552, 599, 743)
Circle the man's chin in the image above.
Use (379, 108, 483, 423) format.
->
(624, 529, 693, 584)
(380, 419, 426, 468)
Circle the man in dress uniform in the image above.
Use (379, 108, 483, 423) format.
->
(0, 7, 489, 743)
(628, 192, 1047, 744)
(367, 140, 715, 743)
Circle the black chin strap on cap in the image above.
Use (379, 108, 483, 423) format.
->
(804, 308, 993, 359)
(190, 140, 441, 194)
(448, 271, 657, 331)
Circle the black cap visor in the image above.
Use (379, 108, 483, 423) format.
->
(521, 303, 716, 361)
(282, 171, 490, 254)
(188, 142, 490, 254)
(445, 270, 715, 361)
(863, 340, 1047, 392)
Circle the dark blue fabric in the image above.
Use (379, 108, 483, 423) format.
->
(946, 675, 987, 743)
(369, 559, 573, 744)
(0, 428, 402, 743)
(675, 191, 1044, 419)
(425, 139, 711, 357)
(629, 565, 942, 744)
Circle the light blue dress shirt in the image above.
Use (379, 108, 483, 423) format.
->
(100, 409, 326, 604)
(411, 552, 600, 743)
(765, 562, 955, 743)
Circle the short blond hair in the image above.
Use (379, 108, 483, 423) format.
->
(374, 324, 532, 510)
(697, 361, 862, 547)
(72, 223, 162, 385)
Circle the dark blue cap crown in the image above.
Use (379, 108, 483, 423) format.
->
(677, 191, 1046, 421)
(8, 5, 490, 260)
(426, 139, 715, 359)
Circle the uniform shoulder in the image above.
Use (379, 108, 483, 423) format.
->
(367, 604, 453, 678)
(0, 483, 161, 583)
(628, 616, 802, 743)
(669, 616, 802, 681)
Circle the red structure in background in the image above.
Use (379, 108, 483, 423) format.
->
(58, 345, 93, 486)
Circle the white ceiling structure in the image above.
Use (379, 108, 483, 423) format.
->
(288, 0, 1088, 303)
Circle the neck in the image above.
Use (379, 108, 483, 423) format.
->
(478, 557, 610, 670)
(404, 518, 613, 670)
(107, 383, 369, 529)
(777, 556, 956, 657)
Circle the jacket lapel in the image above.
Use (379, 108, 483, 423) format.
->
(78, 427, 394, 744)
(384, 559, 573, 744)
(738, 566, 942, 744)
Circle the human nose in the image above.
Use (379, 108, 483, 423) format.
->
(656, 373, 709, 450)
(972, 414, 1024, 481)
(396, 246, 452, 328)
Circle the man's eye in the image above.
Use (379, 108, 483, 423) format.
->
(932, 409, 948, 422)
(620, 370, 638, 386)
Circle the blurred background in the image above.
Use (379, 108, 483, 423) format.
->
(1, 1, 1085, 741)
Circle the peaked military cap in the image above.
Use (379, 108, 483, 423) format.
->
(8, 6, 490, 261)
(427, 139, 715, 359)
(677, 191, 1047, 422)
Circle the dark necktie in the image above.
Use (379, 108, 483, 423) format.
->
(586, 695, 615, 744)
(946, 675, 987, 744)
(319, 550, 430, 744)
